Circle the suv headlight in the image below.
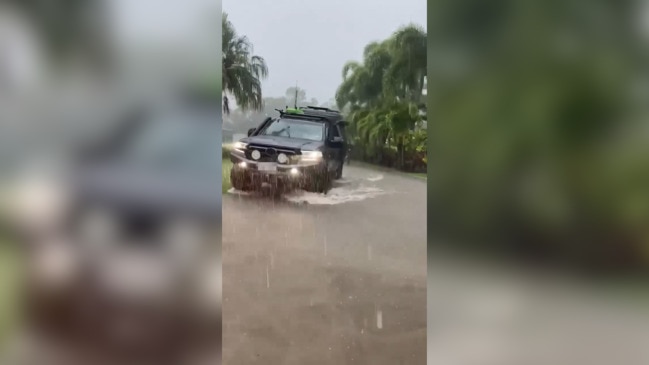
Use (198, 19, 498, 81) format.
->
(233, 141, 247, 151)
(300, 150, 323, 161)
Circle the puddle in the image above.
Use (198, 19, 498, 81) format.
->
(367, 174, 384, 182)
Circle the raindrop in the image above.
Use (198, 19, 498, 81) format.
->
(376, 310, 383, 329)
(266, 265, 270, 288)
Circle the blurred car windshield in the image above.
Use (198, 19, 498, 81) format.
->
(119, 109, 220, 172)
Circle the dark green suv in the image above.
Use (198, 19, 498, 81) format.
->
(229, 106, 348, 194)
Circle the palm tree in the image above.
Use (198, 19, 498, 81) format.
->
(335, 25, 426, 169)
(386, 24, 427, 105)
(222, 12, 268, 114)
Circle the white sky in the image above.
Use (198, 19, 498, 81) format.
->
(223, 0, 426, 103)
(109, 0, 219, 48)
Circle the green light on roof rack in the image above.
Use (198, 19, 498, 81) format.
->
(285, 108, 304, 114)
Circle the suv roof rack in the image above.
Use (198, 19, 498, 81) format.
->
(275, 106, 343, 123)
(303, 105, 340, 113)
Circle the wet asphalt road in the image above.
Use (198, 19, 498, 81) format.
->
(222, 164, 427, 364)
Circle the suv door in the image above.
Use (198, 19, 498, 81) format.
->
(327, 122, 345, 173)
(338, 122, 349, 164)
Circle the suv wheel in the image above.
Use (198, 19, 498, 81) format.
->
(304, 170, 332, 194)
(230, 169, 251, 191)
(335, 164, 343, 180)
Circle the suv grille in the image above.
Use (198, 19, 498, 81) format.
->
(245, 145, 298, 163)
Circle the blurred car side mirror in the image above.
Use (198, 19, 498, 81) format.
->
(331, 136, 344, 143)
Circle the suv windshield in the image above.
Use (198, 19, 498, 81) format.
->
(259, 118, 324, 141)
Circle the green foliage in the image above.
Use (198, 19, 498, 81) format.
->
(336, 24, 427, 172)
(429, 0, 649, 270)
(222, 12, 269, 114)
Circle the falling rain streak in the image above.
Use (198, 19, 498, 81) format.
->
(376, 309, 383, 329)
(266, 264, 270, 288)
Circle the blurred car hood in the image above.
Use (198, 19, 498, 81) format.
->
(72, 162, 221, 219)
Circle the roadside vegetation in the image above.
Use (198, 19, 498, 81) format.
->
(430, 0, 649, 273)
(222, 146, 233, 193)
(335, 25, 427, 174)
(222, 12, 269, 115)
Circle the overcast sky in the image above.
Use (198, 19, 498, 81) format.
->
(111, 0, 218, 53)
(223, 0, 426, 105)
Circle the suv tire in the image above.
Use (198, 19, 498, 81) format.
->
(230, 169, 251, 191)
(304, 170, 332, 194)
(335, 164, 343, 180)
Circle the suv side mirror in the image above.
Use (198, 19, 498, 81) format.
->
(247, 128, 256, 137)
(331, 136, 344, 143)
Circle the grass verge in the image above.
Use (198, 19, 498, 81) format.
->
(0, 242, 20, 349)
(222, 158, 233, 193)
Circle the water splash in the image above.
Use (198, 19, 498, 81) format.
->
(284, 185, 386, 205)
(228, 188, 250, 195)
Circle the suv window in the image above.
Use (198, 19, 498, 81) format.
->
(330, 124, 341, 139)
(338, 124, 348, 141)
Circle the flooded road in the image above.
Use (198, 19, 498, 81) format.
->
(222, 164, 427, 364)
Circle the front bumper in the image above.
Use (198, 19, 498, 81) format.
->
(229, 149, 324, 184)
